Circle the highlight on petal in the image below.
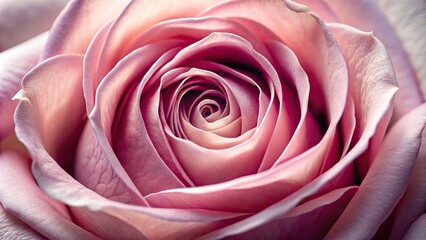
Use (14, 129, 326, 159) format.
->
(0, 32, 47, 141)
(0, 0, 68, 51)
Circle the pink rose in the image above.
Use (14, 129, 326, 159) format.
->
(1, 0, 425, 239)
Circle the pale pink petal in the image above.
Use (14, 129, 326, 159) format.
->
(92, 0, 225, 83)
(376, 0, 426, 97)
(74, 123, 151, 205)
(87, 41, 189, 196)
(0, 151, 97, 239)
(14, 54, 86, 168)
(202, 187, 357, 239)
(41, 0, 130, 59)
(324, 0, 424, 120)
(390, 128, 426, 239)
(326, 104, 426, 239)
(261, 40, 322, 170)
(328, 23, 398, 176)
(13, 53, 148, 205)
(0, 33, 47, 141)
(0, 0, 68, 51)
(402, 214, 426, 240)
(0, 204, 44, 239)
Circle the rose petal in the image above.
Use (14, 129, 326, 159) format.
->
(14, 54, 86, 168)
(390, 128, 426, 239)
(324, 0, 424, 120)
(0, 33, 47, 141)
(0, 204, 44, 240)
(0, 151, 97, 239)
(74, 123, 151, 204)
(328, 23, 398, 176)
(402, 214, 426, 240)
(13, 53, 149, 206)
(326, 103, 426, 239)
(91, 0, 225, 83)
(41, 0, 130, 59)
(0, 0, 67, 51)
(376, 0, 426, 97)
(202, 186, 357, 239)
(87, 41, 190, 195)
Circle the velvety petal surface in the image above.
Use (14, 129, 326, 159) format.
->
(0, 204, 44, 240)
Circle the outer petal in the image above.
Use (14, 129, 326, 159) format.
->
(323, 0, 424, 120)
(376, 0, 426, 97)
(0, 0, 68, 51)
(390, 127, 426, 239)
(0, 204, 44, 240)
(403, 214, 426, 240)
(0, 33, 47, 141)
(0, 151, 97, 239)
(326, 104, 426, 239)
(214, 187, 357, 239)
(41, 0, 130, 59)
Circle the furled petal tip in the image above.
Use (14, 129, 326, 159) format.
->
(284, 0, 311, 13)
(12, 89, 26, 101)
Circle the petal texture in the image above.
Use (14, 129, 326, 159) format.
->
(324, 0, 424, 120)
(326, 104, 426, 239)
(0, 151, 97, 239)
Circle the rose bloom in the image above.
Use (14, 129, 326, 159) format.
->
(1, 0, 425, 239)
